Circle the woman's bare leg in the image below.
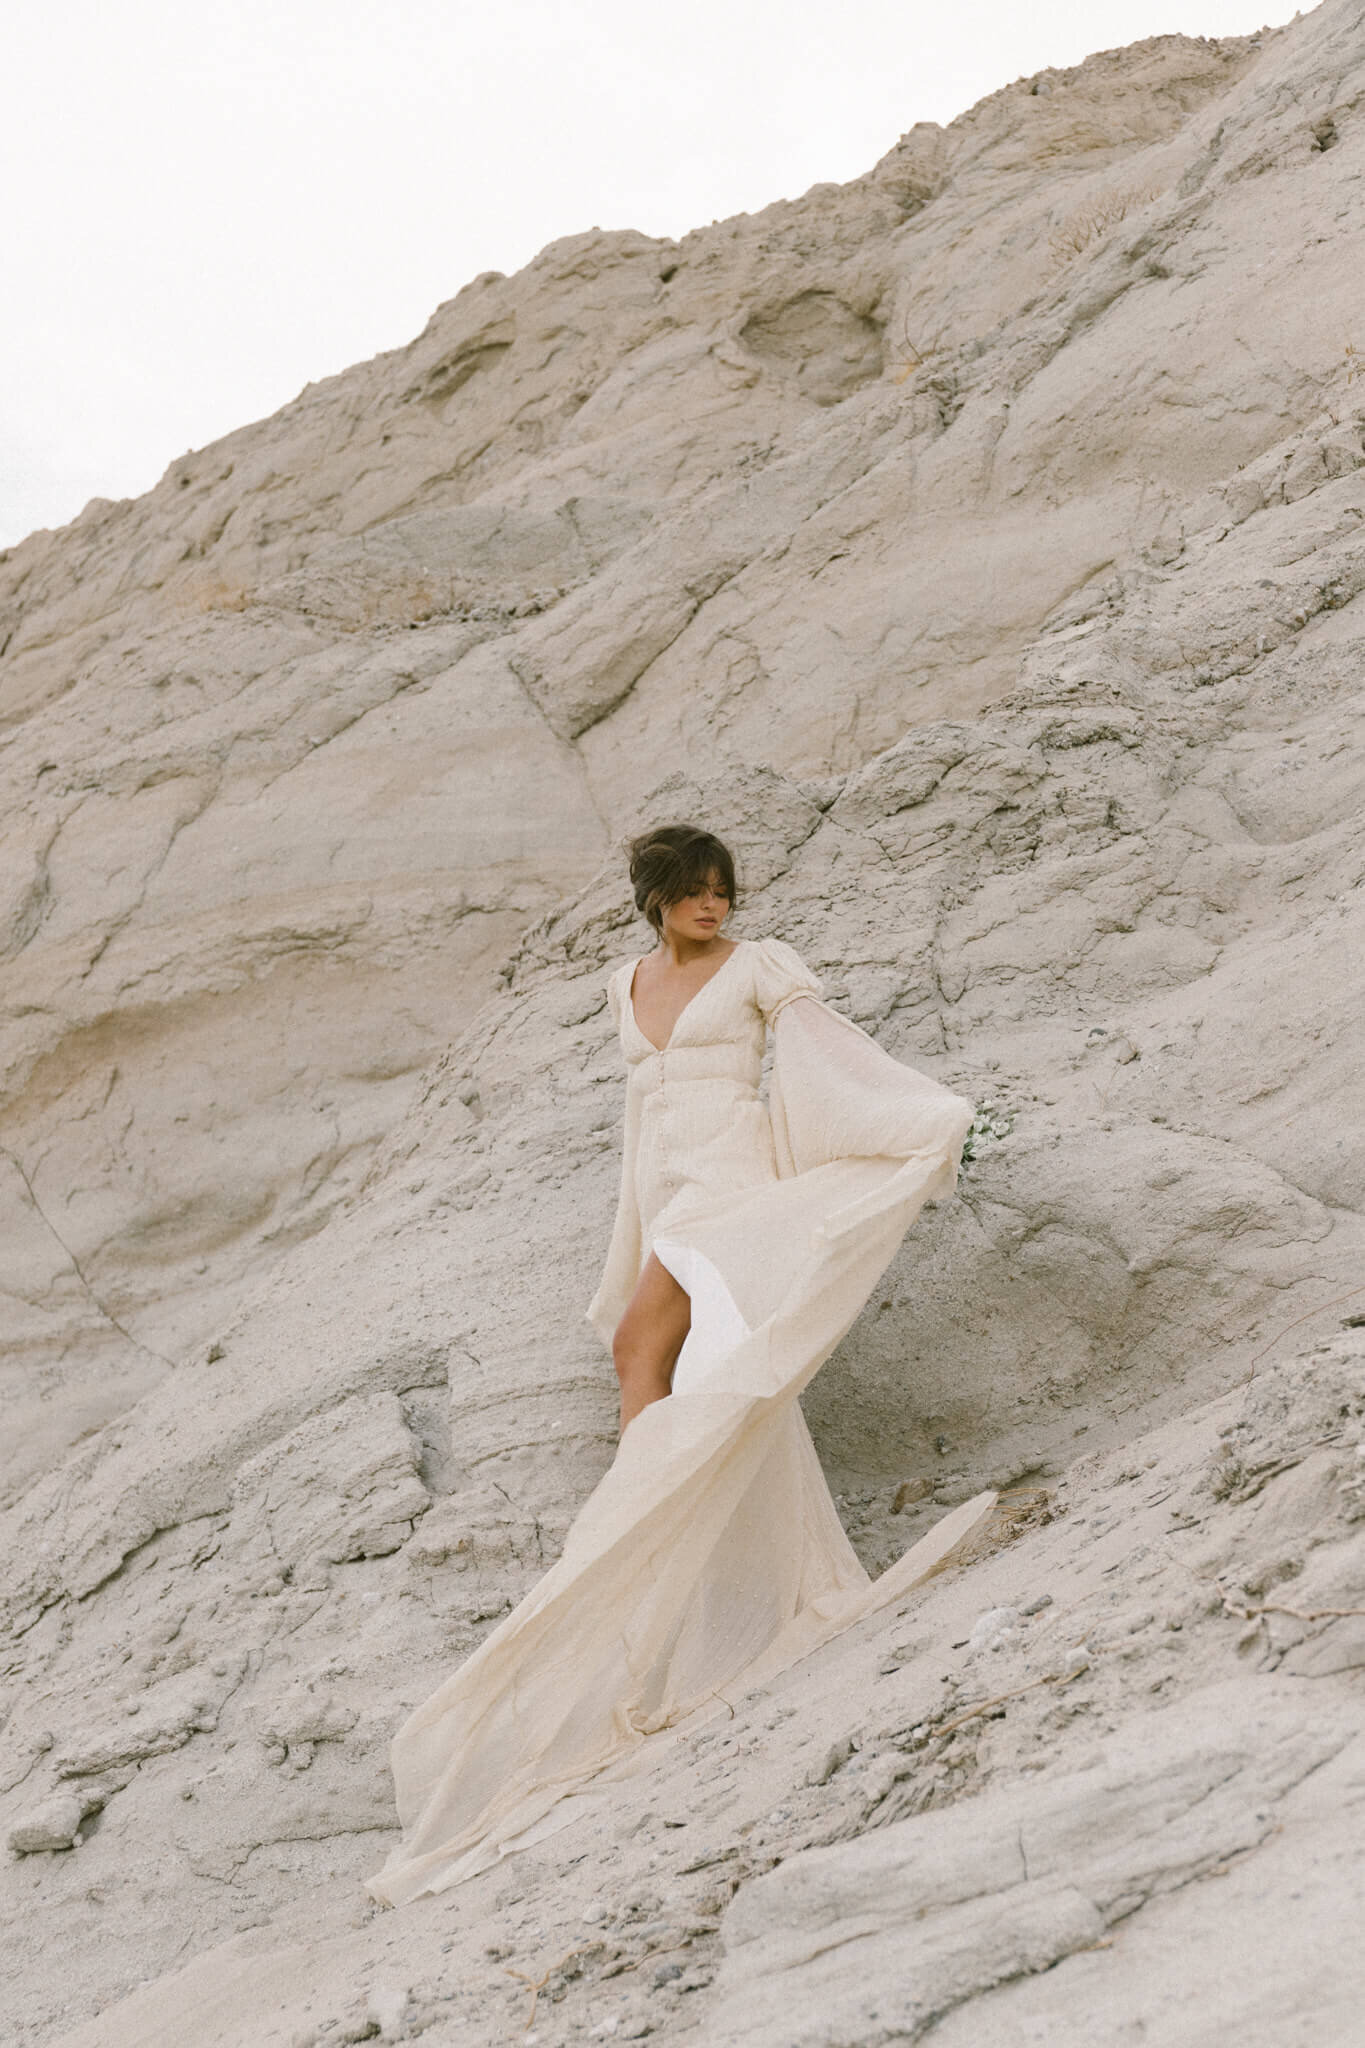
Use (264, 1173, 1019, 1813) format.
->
(612, 1254, 691, 1438)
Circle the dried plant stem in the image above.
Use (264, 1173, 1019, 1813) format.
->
(503, 1944, 599, 2031)
(611, 1933, 710, 1980)
(1220, 1593, 1365, 1625)
(1247, 1283, 1365, 1367)
(936, 1659, 1089, 1737)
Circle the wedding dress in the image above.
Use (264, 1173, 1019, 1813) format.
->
(366, 937, 990, 1908)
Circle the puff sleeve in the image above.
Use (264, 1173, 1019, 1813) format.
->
(752, 936, 822, 1025)
(604, 960, 626, 1037)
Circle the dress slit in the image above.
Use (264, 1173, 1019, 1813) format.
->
(653, 1238, 752, 1396)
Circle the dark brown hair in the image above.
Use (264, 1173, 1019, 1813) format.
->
(628, 824, 738, 933)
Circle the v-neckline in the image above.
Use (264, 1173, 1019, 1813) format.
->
(627, 939, 746, 1053)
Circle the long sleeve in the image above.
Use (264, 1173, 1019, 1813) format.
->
(586, 964, 643, 1346)
(769, 995, 974, 1237)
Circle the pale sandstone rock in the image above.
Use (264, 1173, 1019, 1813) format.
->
(709, 1681, 1361, 2046)
(0, 16, 1294, 1501)
(7, 1792, 91, 1857)
(224, 1389, 431, 1575)
(2, 6, 1365, 2044)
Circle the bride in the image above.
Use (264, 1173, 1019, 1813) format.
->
(367, 824, 989, 1907)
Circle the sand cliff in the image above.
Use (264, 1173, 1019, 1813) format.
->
(2, 6, 1364, 2042)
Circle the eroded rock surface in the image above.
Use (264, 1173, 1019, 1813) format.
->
(2, 5, 1364, 2044)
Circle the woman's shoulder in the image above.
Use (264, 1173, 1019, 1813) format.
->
(747, 934, 822, 1017)
(746, 932, 809, 963)
(747, 932, 818, 975)
(602, 952, 640, 1023)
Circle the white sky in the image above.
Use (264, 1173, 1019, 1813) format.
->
(2, 0, 1291, 548)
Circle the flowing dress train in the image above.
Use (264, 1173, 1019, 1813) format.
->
(366, 937, 990, 1907)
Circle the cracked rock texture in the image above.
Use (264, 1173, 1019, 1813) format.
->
(2, 5, 1364, 2043)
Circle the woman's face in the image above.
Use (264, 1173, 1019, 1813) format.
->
(661, 871, 731, 943)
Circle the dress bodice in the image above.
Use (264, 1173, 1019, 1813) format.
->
(589, 937, 822, 1334)
(610, 936, 820, 1079)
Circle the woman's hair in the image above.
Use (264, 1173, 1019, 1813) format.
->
(628, 824, 738, 932)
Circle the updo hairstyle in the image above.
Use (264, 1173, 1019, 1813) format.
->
(627, 824, 738, 933)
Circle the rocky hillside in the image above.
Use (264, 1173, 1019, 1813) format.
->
(3, 5, 1364, 2043)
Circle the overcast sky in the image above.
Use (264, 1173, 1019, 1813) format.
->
(2, 0, 1290, 547)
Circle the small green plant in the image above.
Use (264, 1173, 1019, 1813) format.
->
(960, 1099, 1015, 1165)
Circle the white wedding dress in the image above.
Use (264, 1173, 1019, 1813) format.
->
(366, 937, 989, 1907)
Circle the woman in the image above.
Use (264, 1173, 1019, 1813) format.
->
(603, 824, 762, 1437)
(366, 825, 989, 1908)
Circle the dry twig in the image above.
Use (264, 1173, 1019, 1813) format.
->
(503, 1945, 598, 2032)
(889, 311, 946, 383)
(1219, 1590, 1365, 1626)
(935, 1656, 1092, 1738)
(1247, 1283, 1365, 1368)
(609, 1926, 717, 1980)
(1045, 182, 1163, 268)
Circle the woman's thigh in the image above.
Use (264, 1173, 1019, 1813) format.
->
(615, 1252, 691, 1370)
